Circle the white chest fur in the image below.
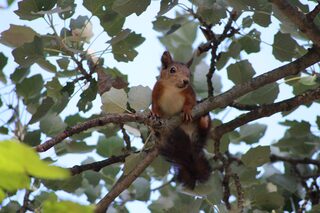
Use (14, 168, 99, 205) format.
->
(159, 86, 185, 117)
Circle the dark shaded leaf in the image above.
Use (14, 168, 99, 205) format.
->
(242, 146, 270, 168)
(227, 60, 255, 84)
(23, 130, 41, 146)
(239, 29, 261, 54)
(10, 67, 30, 83)
(0, 52, 8, 83)
(112, 0, 151, 17)
(29, 97, 54, 124)
(273, 31, 303, 62)
(0, 24, 37, 47)
(96, 136, 124, 157)
(111, 32, 145, 62)
(55, 141, 95, 155)
(14, 0, 57, 20)
(83, 0, 125, 36)
(12, 36, 44, 67)
(157, 0, 178, 17)
(238, 82, 279, 105)
(77, 80, 97, 112)
(16, 74, 43, 99)
(57, 0, 76, 19)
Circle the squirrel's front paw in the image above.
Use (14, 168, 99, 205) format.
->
(183, 111, 193, 122)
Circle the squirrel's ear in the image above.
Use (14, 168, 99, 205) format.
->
(186, 56, 193, 68)
(161, 51, 173, 69)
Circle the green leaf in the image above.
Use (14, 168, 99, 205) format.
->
(96, 136, 124, 157)
(132, 177, 150, 201)
(238, 82, 279, 105)
(0, 140, 70, 192)
(16, 74, 44, 100)
(40, 113, 67, 137)
(43, 175, 82, 192)
(10, 67, 30, 83)
(55, 141, 95, 156)
(36, 58, 57, 73)
(12, 36, 44, 67)
(0, 127, 9, 135)
(299, 75, 317, 86)
(157, 0, 178, 16)
(77, 80, 97, 112)
(0, 52, 8, 83)
(23, 130, 41, 146)
(242, 146, 270, 168)
(111, 31, 145, 62)
(45, 77, 63, 99)
(273, 31, 301, 62)
(268, 174, 298, 193)
(253, 192, 284, 211)
(239, 29, 261, 54)
(182, 171, 222, 197)
(242, 16, 253, 28)
(196, 1, 227, 25)
(101, 87, 128, 113)
(14, 0, 57, 20)
(153, 16, 184, 34)
(0, 25, 38, 48)
(159, 21, 197, 62)
(150, 156, 170, 177)
(57, 57, 70, 70)
(83, 0, 125, 36)
(0, 189, 5, 202)
(253, 11, 271, 27)
(232, 123, 267, 144)
(227, 60, 255, 84)
(107, 29, 131, 45)
(128, 85, 152, 111)
(112, 0, 151, 17)
(123, 152, 144, 175)
(57, 0, 76, 19)
(42, 200, 94, 213)
(29, 97, 54, 124)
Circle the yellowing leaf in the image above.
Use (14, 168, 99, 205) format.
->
(42, 200, 94, 213)
(128, 85, 152, 111)
(0, 189, 5, 202)
(101, 87, 128, 113)
(0, 140, 70, 192)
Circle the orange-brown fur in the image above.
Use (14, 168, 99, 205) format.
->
(151, 51, 211, 189)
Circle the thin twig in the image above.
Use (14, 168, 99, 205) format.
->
(70, 154, 130, 175)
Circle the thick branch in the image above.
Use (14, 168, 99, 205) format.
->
(35, 112, 150, 152)
(70, 154, 129, 175)
(95, 147, 159, 213)
(270, 154, 320, 167)
(307, 3, 320, 21)
(214, 86, 320, 140)
(271, 0, 320, 47)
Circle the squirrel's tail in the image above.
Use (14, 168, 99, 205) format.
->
(159, 115, 211, 189)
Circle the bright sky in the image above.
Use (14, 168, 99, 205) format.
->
(0, 0, 318, 212)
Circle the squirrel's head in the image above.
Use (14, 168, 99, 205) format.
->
(160, 51, 193, 89)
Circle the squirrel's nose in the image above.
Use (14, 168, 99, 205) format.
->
(183, 79, 189, 85)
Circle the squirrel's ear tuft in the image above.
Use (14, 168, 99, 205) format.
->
(161, 51, 173, 69)
(186, 56, 193, 68)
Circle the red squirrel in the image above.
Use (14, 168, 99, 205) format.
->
(151, 51, 211, 189)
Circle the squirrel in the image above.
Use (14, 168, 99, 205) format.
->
(151, 51, 212, 189)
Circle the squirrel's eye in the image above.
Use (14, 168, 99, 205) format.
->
(169, 67, 176, 73)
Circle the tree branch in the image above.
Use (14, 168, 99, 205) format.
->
(35, 112, 150, 152)
(271, 0, 320, 47)
(95, 147, 159, 213)
(213, 86, 320, 142)
(270, 154, 320, 167)
(70, 154, 129, 176)
(306, 3, 320, 21)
